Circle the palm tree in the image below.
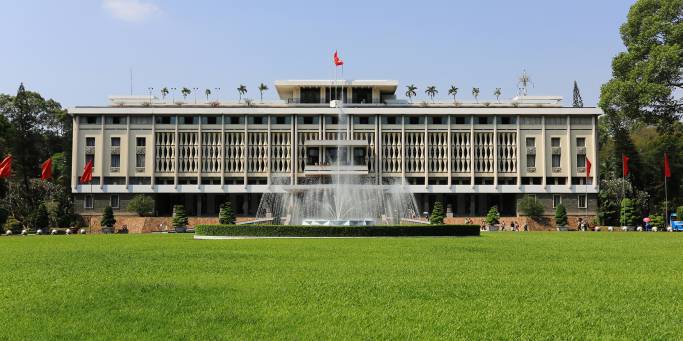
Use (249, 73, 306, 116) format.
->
(258, 83, 268, 103)
(448, 85, 458, 103)
(425, 86, 438, 102)
(472, 87, 480, 103)
(494, 88, 502, 103)
(405, 84, 417, 102)
(237, 84, 247, 103)
(160, 87, 169, 100)
(204, 88, 212, 102)
(181, 87, 191, 101)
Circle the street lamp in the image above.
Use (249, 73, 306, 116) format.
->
(193, 87, 199, 104)
(171, 87, 177, 103)
(214, 87, 221, 102)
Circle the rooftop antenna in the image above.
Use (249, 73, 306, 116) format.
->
(517, 69, 533, 97)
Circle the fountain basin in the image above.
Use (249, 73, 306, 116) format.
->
(302, 219, 375, 226)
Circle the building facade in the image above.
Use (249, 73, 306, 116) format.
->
(70, 80, 601, 219)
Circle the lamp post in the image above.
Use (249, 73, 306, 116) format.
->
(214, 87, 221, 102)
(193, 87, 199, 104)
(147, 87, 154, 104)
(171, 87, 177, 103)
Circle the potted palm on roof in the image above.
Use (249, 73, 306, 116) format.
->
(425, 86, 438, 103)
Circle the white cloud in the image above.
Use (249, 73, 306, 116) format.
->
(103, 0, 160, 22)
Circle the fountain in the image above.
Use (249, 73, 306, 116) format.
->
(256, 96, 421, 226)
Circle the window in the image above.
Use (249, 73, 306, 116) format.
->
(110, 195, 120, 209)
(181, 116, 197, 124)
(430, 116, 444, 124)
(202, 116, 220, 125)
(498, 116, 515, 125)
(155, 116, 176, 124)
(454, 116, 466, 124)
(576, 155, 586, 168)
(408, 116, 423, 125)
(526, 137, 535, 147)
(274, 116, 289, 125)
(354, 116, 372, 125)
(527, 155, 536, 168)
(85, 154, 95, 167)
(84, 195, 93, 209)
(136, 137, 146, 147)
(110, 154, 120, 168)
(576, 137, 586, 147)
(578, 195, 587, 209)
(382, 116, 399, 124)
(80, 116, 100, 124)
(86, 137, 96, 147)
(111, 137, 120, 147)
(130, 116, 152, 124)
(551, 137, 561, 147)
(325, 116, 339, 124)
(553, 195, 562, 208)
(300, 116, 318, 125)
(552, 154, 561, 168)
(249, 116, 265, 125)
(478, 117, 490, 124)
(300, 87, 321, 103)
(136, 154, 145, 168)
(105, 116, 125, 124)
(226, 116, 242, 125)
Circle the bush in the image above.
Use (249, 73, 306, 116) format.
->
(172, 205, 188, 228)
(555, 203, 568, 227)
(485, 206, 500, 225)
(518, 195, 545, 219)
(32, 203, 50, 230)
(0, 207, 9, 230)
(429, 201, 445, 225)
(100, 206, 116, 228)
(195, 224, 480, 237)
(219, 202, 235, 225)
(3, 217, 23, 234)
(650, 214, 665, 229)
(676, 206, 683, 221)
(620, 198, 637, 226)
(127, 195, 154, 217)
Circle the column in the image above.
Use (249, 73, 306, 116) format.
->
(470, 115, 475, 189)
(566, 115, 572, 189)
(292, 114, 297, 185)
(424, 117, 428, 188)
(376, 114, 382, 185)
(493, 116, 498, 188)
(243, 114, 248, 189)
(401, 115, 406, 184)
(151, 115, 156, 189)
(267, 115, 272, 185)
(541, 116, 547, 188)
(447, 115, 452, 187)
(516, 115, 521, 188)
(71, 116, 79, 191)
(220, 115, 225, 187)
(99, 114, 105, 189)
(125, 115, 130, 189)
(174, 116, 179, 189)
(197, 117, 202, 189)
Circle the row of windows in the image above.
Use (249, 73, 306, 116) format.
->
(81, 115, 522, 126)
(550, 194, 588, 209)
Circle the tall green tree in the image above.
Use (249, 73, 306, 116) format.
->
(181, 87, 191, 101)
(258, 83, 268, 103)
(494, 88, 502, 103)
(237, 85, 247, 103)
(572, 81, 584, 108)
(555, 203, 568, 227)
(425, 86, 438, 102)
(429, 201, 445, 224)
(405, 84, 417, 102)
(599, 0, 683, 129)
(219, 201, 235, 225)
(448, 85, 458, 102)
(472, 87, 480, 103)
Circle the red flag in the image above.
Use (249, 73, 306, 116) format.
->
(80, 160, 93, 184)
(586, 157, 592, 178)
(0, 155, 11, 178)
(333, 50, 344, 66)
(623, 154, 630, 177)
(664, 153, 671, 178)
(41, 158, 52, 180)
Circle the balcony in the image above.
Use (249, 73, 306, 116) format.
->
(303, 164, 369, 176)
(526, 167, 536, 173)
(577, 167, 586, 174)
(111, 146, 120, 154)
(136, 146, 146, 154)
(552, 167, 562, 173)
(110, 167, 120, 173)
(85, 146, 96, 154)
(576, 146, 586, 154)
(526, 146, 536, 154)
(551, 147, 561, 155)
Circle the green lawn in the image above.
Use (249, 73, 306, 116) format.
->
(1, 233, 681, 339)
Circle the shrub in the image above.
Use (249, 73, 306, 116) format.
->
(650, 214, 665, 229)
(485, 206, 500, 225)
(0, 207, 9, 229)
(127, 195, 154, 217)
(219, 202, 235, 225)
(620, 198, 637, 226)
(172, 205, 188, 228)
(3, 217, 23, 234)
(195, 224, 480, 237)
(429, 201, 445, 225)
(100, 206, 116, 228)
(518, 195, 545, 219)
(32, 203, 49, 230)
(555, 203, 568, 227)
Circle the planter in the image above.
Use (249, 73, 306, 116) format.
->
(557, 225, 569, 231)
(101, 227, 115, 234)
(174, 226, 187, 233)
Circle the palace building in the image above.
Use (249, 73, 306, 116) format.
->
(69, 80, 601, 219)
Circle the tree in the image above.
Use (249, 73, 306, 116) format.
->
(172, 205, 188, 228)
(204, 88, 211, 102)
(555, 203, 568, 227)
(572, 81, 584, 107)
(100, 206, 116, 228)
(3, 216, 23, 234)
(219, 201, 235, 225)
(485, 206, 500, 225)
(620, 198, 637, 226)
(429, 201, 445, 224)
(237, 85, 247, 103)
(160, 87, 169, 100)
(676, 206, 683, 221)
(472, 87, 480, 103)
(599, 0, 683, 129)
(258, 83, 268, 103)
(518, 195, 545, 220)
(127, 195, 154, 216)
(180, 87, 191, 101)
(494, 88, 502, 103)
(425, 86, 438, 102)
(405, 84, 417, 102)
(448, 85, 458, 103)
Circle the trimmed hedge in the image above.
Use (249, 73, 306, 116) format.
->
(195, 224, 480, 237)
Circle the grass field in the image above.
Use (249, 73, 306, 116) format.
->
(1, 233, 682, 339)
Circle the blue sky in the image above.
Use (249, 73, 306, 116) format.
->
(0, 0, 634, 107)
